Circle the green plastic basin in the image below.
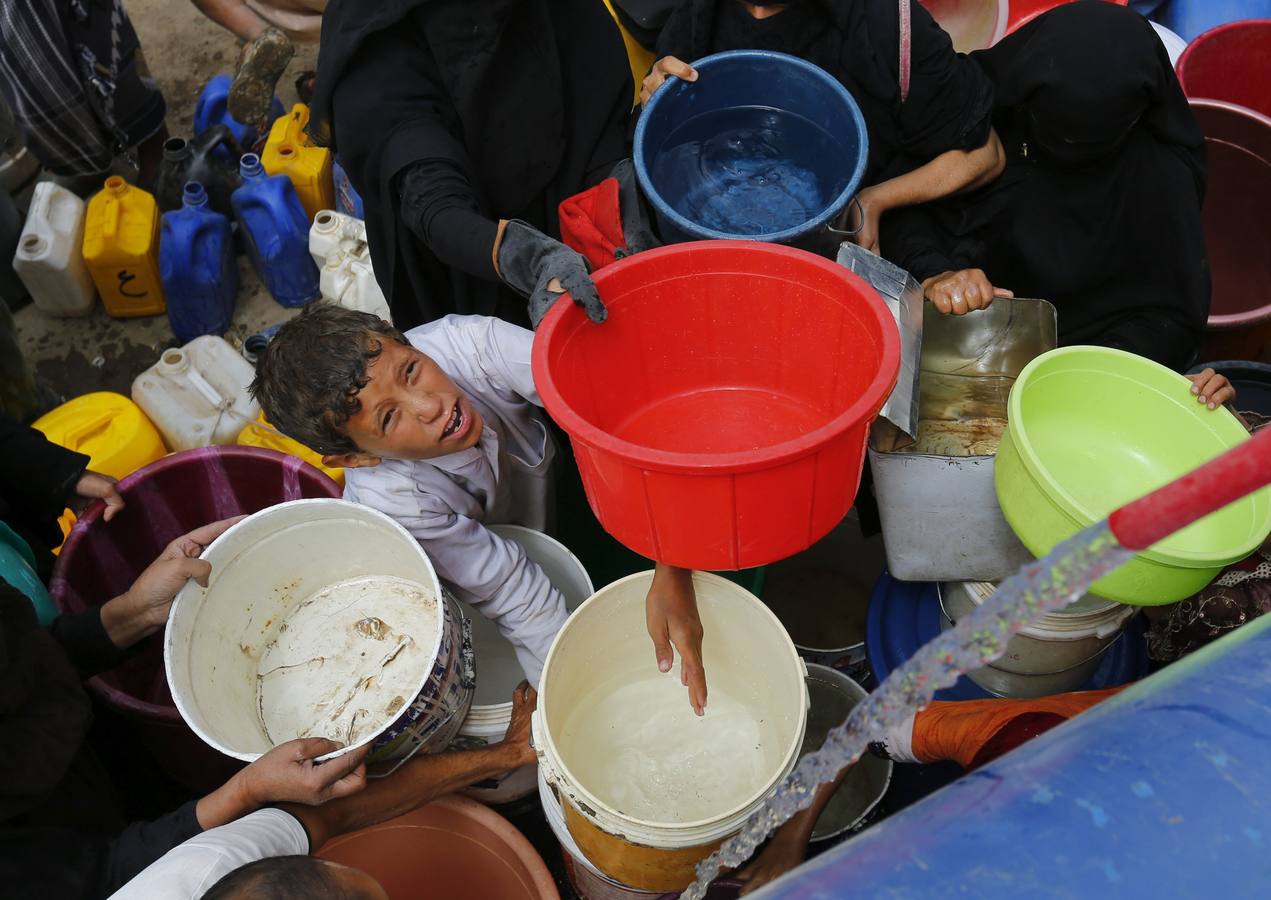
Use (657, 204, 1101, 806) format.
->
(995, 346, 1271, 605)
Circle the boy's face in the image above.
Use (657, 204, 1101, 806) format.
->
(325, 335, 484, 467)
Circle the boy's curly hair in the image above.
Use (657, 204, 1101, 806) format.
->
(249, 304, 409, 456)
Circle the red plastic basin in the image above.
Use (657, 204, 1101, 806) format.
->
(1190, 99, 1271, 362)
(533, 241, 900, 570)
(49, 446, 341, 792)
(918, 0, 1008, 52)
(1177, 20, 1271, 121)
(1005, 0, 1129, 36)
(317, 795, 559, 900)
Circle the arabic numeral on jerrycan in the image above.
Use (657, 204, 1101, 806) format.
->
(232, 154, 319, 308)
(161, 182, 238, 343)
(83, 176, 165, 318)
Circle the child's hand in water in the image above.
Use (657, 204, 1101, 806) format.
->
(646, 564, 708, 716)
(1187, 368, 1236, 410)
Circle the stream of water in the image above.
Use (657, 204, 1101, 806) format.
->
(681, 520, 1135, 899)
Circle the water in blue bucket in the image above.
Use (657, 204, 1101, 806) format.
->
(650, 106, 850, 237)
(635, 50, 869, 246)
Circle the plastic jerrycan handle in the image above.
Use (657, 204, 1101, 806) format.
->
(63, 411, 113, 450)
(184, 365, 228, 409)
(1109, 425, 1271, 551)
(102, 195, 119, 240)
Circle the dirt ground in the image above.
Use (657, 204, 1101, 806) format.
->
(13, 0, 320, 406)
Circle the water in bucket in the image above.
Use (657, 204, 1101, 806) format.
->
(649, 106, 849, 237)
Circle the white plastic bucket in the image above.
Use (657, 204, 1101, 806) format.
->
(534, 571, 809, 892)
(939, 580, 1137, 697)
(165, 499, 474, 767)
(456, 525, 594, 805)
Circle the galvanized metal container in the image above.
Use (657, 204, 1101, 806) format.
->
(869, 298, 1057, 582)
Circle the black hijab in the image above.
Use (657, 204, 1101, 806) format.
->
(309, 0, 632, 326)
(655, 0, 995, 184)
(885, 2, 1209, 370)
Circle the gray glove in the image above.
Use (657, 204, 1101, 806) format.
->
(610, 158, 660, 258)
(496, 220, 607, 328)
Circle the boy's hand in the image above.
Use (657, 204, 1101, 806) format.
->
(1187, 368, 1236, 410)
(646, 564, 707, 716)
(72, 471, 125, 521)
(501, 681, 538, 767)
(641, 56, 698, 107)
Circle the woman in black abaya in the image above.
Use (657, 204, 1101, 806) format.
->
(643, 0, 1005, 255)
(886, 2, 1211, 371)
(309, 0, 637, 328)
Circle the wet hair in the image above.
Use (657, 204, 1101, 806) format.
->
(201, 855, 361, 899)
(250, 304, 409, 456)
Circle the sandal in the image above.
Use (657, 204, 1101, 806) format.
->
(228, 28, 294, 127)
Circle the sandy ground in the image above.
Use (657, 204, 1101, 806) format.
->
(13, 0, 319, 405)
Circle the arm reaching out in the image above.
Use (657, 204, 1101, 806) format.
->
(645, 564, 707, 715)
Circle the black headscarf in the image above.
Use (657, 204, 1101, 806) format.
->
(655, 0, 996, 184)
(309, 0, 632, 326)
(884, 2, 1209, 371)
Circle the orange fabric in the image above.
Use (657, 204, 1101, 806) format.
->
(558, 177, 625, 272)
(911, 687, 1127, 769)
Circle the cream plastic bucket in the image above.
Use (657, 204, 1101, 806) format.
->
(165, 499, 473, 766)
(533, 571, 809, 892)
(457, 525, 594, 805)
(939, 580, 1137, 698)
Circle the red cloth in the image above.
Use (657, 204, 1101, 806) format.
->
(558, 177, 625, 272)
(912, 687, 1126, 770)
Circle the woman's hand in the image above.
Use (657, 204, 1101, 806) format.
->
(922, 269, 1013, 315)
(640, 56, 698, 107)
(1187, 368, 1236, 410)
(646, 564, 707, 715)
(72, 471, 125, 521)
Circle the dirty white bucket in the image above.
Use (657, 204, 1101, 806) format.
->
(939, 580, 1137, 698)
(534, 571, 809, 893)
(165, 499, 474, 768)
(456, 524, 594, 805)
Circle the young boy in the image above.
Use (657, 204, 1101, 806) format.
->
(251, 305, 567, 685)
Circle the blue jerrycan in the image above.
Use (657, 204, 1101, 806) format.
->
(231, 154, 319, 307)
(160, 182, 239, 342)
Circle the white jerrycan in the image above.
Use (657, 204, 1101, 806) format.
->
(308, 209, 392, 322)
(14, 181, 96, 317)
(131, 335, 260, 450)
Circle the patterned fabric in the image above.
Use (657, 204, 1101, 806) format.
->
(0, 0, 164, 176)
(1147, 412, 1271, 663)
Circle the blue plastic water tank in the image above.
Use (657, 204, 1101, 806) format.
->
(754, 612, 1271, 899)
(231, 155, 319, 308)
(193, 75, 285, 160)
(1152, 0, 1271, 42)
(160, 182, 238, 343)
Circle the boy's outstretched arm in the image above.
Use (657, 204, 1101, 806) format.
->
(646, 563, 707, 715)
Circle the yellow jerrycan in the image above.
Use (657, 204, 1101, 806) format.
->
(82, 176, 166, 317)
(236, 411, 344, 486)
(32, 391, 168, 548)
(262, 104, 334, 222)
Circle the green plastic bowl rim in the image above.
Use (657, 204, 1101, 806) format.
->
(1005, 345, 1271, 568)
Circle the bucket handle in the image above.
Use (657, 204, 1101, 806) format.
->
(824, 195, 864, 239)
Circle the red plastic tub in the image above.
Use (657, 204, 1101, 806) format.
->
(1189, 99, 1271, 362)
(918, 0, 1008, 52)
(317, 795, 559, 900)
(1177, 20, 1271, 120)
(49, 446, 341, 792)
(533, 241, 900, 571)
(1005, 0, 1129, 36)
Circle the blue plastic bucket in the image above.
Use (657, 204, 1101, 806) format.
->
(634, 50, 869, 245)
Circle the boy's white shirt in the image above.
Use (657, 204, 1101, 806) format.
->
(342, 315, 567, 686)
